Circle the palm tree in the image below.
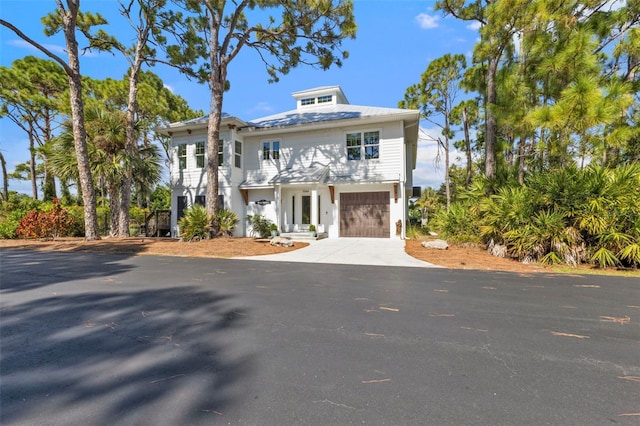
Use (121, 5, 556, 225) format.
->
(49, 107, 127, 236)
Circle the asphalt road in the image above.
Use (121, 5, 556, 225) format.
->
(1, 249, 639, 425)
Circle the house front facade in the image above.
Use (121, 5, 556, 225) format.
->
(156, 86, 420, 239)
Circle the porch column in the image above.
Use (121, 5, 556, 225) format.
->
(275, 185, 282, 230)
(311, 186, 319, 227)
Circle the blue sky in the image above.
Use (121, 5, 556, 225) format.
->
(0, 0, 478, 195)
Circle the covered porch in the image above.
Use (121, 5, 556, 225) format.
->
(239, 165, 334, 238)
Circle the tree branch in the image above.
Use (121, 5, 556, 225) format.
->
(0, 19, 73, 76)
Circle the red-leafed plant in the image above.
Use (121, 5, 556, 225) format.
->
(16, 198, 75, 239)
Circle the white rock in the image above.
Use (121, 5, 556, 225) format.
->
(422, 239, 449, 250)
(270, 236, 293, 247)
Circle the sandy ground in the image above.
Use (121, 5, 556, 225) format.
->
(0, 236, 636, 275)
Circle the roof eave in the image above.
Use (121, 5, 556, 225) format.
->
(155, 115, 249, 136)
(244, 110, 420, 136)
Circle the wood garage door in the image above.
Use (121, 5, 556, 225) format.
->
(340, 191, 390, 238)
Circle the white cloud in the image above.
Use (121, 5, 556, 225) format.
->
(7, 38, 104, 58)
(466, 21, 482, 31)
(8, 38, 66, 55)
(246, 101, 274, 117)
(163, 84, 175, 93)
(415, 13, 439, 30)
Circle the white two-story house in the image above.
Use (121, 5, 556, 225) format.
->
(156, 86, 419, 239)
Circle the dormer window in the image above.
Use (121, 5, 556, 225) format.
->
(293, 86, 347, 109)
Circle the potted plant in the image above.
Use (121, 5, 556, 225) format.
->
(269, 223, 279, 237)
(308, 224, 316, 237)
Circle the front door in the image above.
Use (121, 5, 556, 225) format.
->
(288, 191, 320, 231)
(301, 195, 311, 224)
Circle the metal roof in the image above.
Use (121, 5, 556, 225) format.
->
(248, 104, 417, 129)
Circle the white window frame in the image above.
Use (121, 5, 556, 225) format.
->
(317, 95, 332, 104)
(195, 142, 205, 168)
(301, 97, 315, 106)
(234, 140, 242, 168)
(262, 140, 281, 161)
(346, 130, 380, 161)
(218, 140, 224, 166)
(177, 144, 187, 169)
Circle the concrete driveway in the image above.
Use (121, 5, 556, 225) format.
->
(239, 238, 439, 268)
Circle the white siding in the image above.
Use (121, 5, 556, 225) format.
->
(243, 120, 406, 183)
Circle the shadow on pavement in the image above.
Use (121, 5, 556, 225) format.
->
(0, 250, 138, 294)
(1, 286, 254, 424)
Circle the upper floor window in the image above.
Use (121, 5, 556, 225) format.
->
(301, 97, 315, 106)
(195, 142, 205, 168)
(234, 140, 242, 168)
(262, 141, 280, 160)
(346, 130, 379, 161)
(178, 144, 187, 169)
(317, 95, 332, 104)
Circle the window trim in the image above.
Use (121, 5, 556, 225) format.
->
(301, 97, 316, 106)
(317, 95, 332, 104)
(346, 129, 380, 161)
(195, 141, 205, 168)
(234, 140, 242, 169)
(177, 144, 187, 170)
(262, 140, 281, 161)
(218, 139, 224, 166)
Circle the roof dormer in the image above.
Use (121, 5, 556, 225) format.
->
(292, 86, 349, 109)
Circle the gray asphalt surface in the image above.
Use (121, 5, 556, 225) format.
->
(1, 249, 639, 425)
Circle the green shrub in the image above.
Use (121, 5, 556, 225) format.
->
(130, 206, 148, 225)
(0, 210, 24, 239)
(178, 204, 212, 241)
(65, 205, 86, 237)
(433, 202, 481, 243)
(247, 214, 273, 238)
(214, 208, 239, 237)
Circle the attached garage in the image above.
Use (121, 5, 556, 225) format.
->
(339, 191, 390, 238)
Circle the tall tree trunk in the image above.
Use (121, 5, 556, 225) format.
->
(206, 79, 224, 222)
(205, 16, 225, 225)
(1, 5, 97, 236)
(43, 166, 56, 201)
(43, 112, 57, 200)
(118, 71, 140, 238)
(462, 106, 472, 189)
(60, 179, 72, 204)
(485, 56, 499, 181)
(62, 0, 100, 240)
(108, 182, 120, 236)
(0, 151, 8, 202)
(444, 137, 451, 211)
(29, 130, 38, 200)
(518, 135, 526, 185)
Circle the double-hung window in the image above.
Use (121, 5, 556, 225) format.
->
(363, 131, 380, 159)
(177, 144, 187, 169)
(234, 140, 242, 168)
(262, 141, 280, 160)
(218, 140, 224, 165)
(195, 142, 205, 168)
(346, 130, 379, 161)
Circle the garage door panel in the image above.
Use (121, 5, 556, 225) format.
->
(340, 191, 390, 238)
